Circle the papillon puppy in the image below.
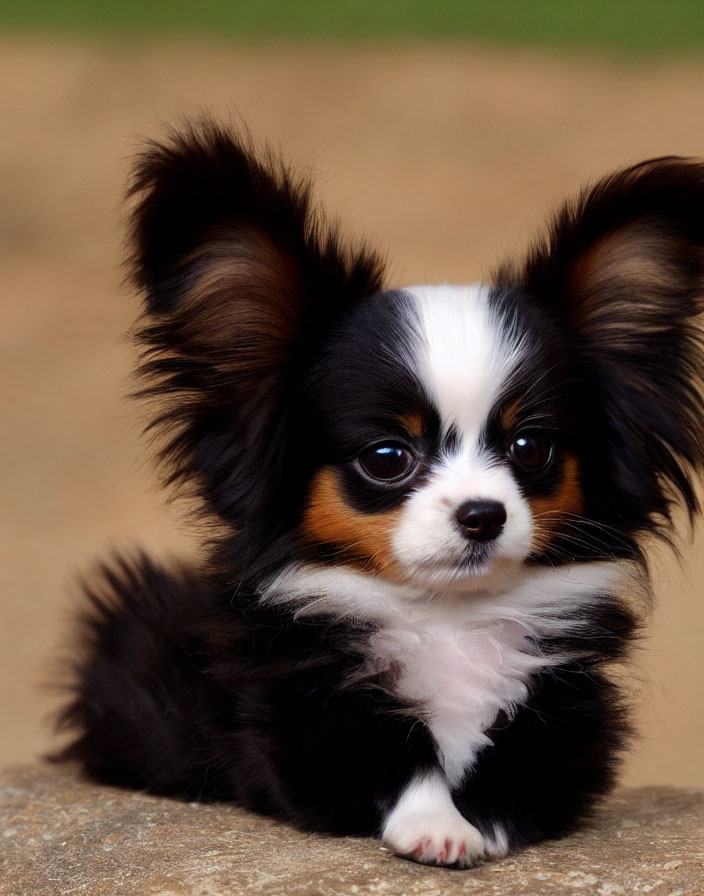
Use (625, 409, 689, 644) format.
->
(56, 122, 704, 867)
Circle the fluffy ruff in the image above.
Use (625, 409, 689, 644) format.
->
(54, 123, 704, 867)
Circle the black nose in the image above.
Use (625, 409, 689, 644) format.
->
(455, 499, 506, 542)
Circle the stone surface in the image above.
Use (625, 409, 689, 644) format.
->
(1, 765, 703, 896)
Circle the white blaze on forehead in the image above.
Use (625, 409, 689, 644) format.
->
(390, 284, 534, 588)
(407, 284, 527, 444)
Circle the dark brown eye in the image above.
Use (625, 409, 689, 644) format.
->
(509, 432, 553, 472)
(358, 443, 416, 483)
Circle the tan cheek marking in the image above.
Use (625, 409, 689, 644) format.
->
(529, 454, 584, 551)
(301, 467, 404, 576)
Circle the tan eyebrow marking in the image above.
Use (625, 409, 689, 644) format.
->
(399, 411, 424, 438)
(500, 400, 522, 431)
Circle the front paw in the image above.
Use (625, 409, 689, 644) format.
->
(383, 810, 486, 868)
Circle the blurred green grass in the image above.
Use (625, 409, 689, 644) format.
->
(1, 0, 704, 53)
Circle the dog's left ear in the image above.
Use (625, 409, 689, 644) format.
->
(496, 158, 704, 525)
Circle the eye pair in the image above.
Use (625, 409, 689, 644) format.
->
(357, 433, 553, 484)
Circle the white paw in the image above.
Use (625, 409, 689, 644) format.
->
(381, 771, 488, 867)
(383, 809, 486, 867)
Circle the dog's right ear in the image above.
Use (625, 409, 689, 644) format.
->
(129, 121, 385, 521)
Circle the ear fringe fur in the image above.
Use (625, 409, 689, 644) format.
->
(126, 118, 385, 521)
(495, 157, 704, 530)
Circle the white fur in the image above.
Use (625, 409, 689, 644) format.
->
(484, 823, 510, 858)
(388, 285, 536, 590)
(381, 769, 486, 866)
(262, 560, 632, 785)
(408, 284, 528, 442)
(369, 613, 544, 786)
(391, 451, 534, 593)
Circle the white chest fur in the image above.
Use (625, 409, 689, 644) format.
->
(367, 609, 548, 787)
(262, 560, 628, 788)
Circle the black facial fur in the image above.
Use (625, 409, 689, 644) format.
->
(297, 289, 441, 516)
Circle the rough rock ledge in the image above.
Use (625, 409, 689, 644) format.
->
(1, 764, 703, 896)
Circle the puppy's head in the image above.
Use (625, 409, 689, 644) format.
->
(131, 124, 704, 594)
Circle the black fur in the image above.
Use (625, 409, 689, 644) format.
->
(57, 553, 438, 833)
(54, 124, 704, 864)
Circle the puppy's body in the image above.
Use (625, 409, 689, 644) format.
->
(63, 552, 633, 861)
(56, 125, 704, 866)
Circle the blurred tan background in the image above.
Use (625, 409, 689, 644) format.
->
(1, 32, 703, 788)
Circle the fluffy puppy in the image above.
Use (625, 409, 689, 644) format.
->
(55, 122, 704, 867)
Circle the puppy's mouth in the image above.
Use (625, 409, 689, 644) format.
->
(413, 537, 493, 567)
(399, 544, 511, 591)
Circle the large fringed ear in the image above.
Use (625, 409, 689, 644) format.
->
(495, 158, 704, 526)
(128, 120, 385, 522)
